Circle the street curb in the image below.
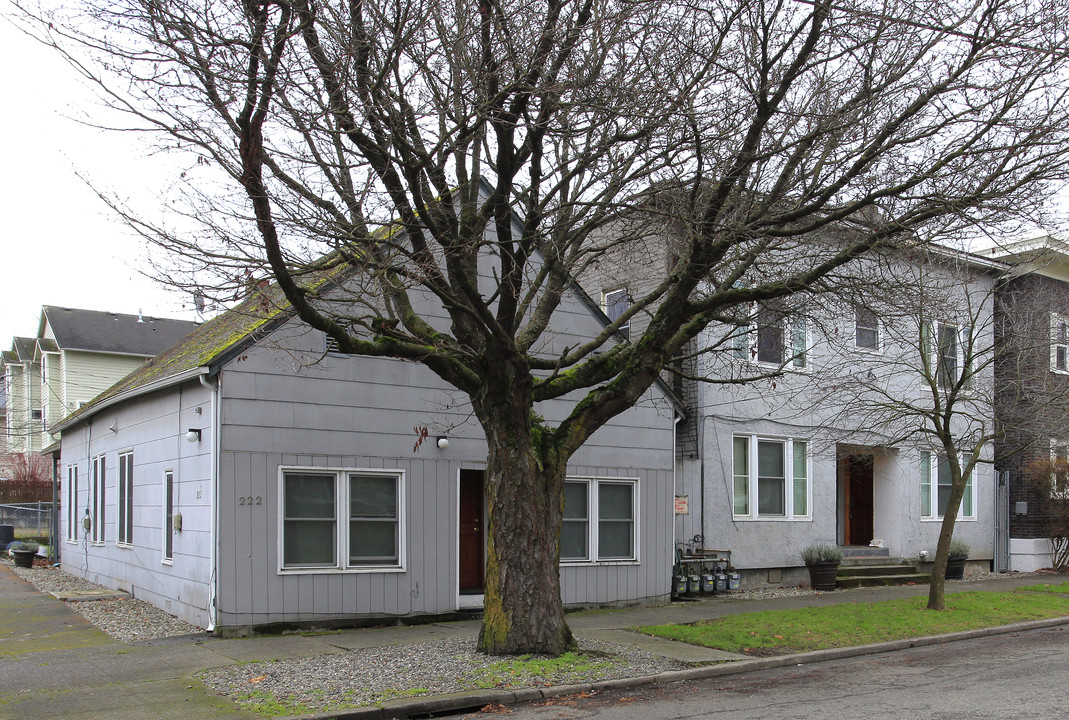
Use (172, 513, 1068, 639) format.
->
(280, 616, 1069, 720)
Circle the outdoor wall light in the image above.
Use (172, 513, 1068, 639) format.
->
(186, 428, 202, 443)
(436, 436, 449, 450)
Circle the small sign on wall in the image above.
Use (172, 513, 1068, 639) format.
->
(674, 495, 689, 515)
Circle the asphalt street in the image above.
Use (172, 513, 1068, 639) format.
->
(483, 625, 1069, 720)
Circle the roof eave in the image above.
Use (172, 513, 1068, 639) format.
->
(53, 366, 212, 433)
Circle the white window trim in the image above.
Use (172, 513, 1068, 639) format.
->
(276, 465, 407, 575)
(602, 288, 630, 338)
(162, 468, 175, 565)
(1050, 439, 1069, 500)
(560, 476, 640, 566)
(91, 454, 106, 545)
(117, 450, 135, 548)
(920, 451, 977, 522)
(731, 435, 812, 521)
(1051, 313, 1069, 374)
(926, 321, 972, 390)
(66, 464, 79, 544)
(853, 307, 882, 353)
(735, 307, 810, 370)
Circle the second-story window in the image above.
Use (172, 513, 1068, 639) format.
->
(754, 306, 806, 367)
(603, 289, 630, 340)
(855, 307, 880, 350)
(1052, 313, 1069, 373)
(936, 322, 959, 389)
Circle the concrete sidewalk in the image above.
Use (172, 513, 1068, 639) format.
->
(0, 563, 1064, 720)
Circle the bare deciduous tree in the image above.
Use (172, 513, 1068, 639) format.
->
(15, 0, 1069, 652)
(0, 453, 52, 503)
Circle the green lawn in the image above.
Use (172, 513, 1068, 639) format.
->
(637, 592, 1069, 656)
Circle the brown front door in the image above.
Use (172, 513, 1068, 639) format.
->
(847, 455, 874, 545)
(458, 469, 484, 593)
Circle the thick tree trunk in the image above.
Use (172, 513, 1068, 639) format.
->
(472, 366, 574, 655)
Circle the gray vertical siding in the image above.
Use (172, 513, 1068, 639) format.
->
(212, 309, 675, 627)
(59, 382, 213, 627)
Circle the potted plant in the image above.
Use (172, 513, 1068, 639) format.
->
(802, 543, 843, 591)
(944, 538, 969, 580)
(8, 541, 39, 569)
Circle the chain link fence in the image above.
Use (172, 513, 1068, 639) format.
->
(0, 501, 54, 540)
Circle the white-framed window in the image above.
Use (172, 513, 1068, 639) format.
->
(855, 307, 880, 351)
(117, 451, 134, 545)
(91, 454, 105, 544)
(740, 305, 807, 368)
(66, 464, 78, 542)
(922, 320, 971, 390)
(1051, 440, 1069, 499)
(560, 478, 637, 563)
(732, 436, 810, 519)
(163, 470, 175, 563)
(1052, 313, 1069, 374)
(920, 451, 975, 520)
(603, 288, 630, 340)
(279, 467, 405, 571)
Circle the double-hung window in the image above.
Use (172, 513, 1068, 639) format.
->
(751, 306, 807, 368)
(280, 468, 404, 571)
(732, 436, 809, 519)
(118, 452, 134, 545)
(560, 479, 637, 562)
(91, 455, 105, 543)
(920, 451, 975, 520)
(855, 307, 880, 350)
(924, 321, 972, 390)
(1052, 314, 1069, 373)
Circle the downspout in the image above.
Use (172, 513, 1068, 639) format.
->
(672, 414, 682, 572)
(200, 373, 220, 632)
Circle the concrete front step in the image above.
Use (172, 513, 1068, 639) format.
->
(839, 546, 891, 558)
(836, 573, 932, 589)
(840, 557, 916, 567)
(837, 564, 919, 578)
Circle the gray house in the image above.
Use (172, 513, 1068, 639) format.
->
(55, 277, 679, 632)
(582, 232, 1004, 586)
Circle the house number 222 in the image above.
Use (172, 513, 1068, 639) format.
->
(239, 496, 263, 506)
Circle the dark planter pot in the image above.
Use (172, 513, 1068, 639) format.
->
(945, 556, 967, 580)
(806, 561, 840, 591)
(11, 549, 36, 569)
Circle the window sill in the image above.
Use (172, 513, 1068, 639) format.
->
(277, 565, 407, 575)
(921, 516, 977, 522)
(116, 542, 134, 549)
(731, 515, 812, 522)
(162, 558, 173, 567)
(560, 559, 640, 567)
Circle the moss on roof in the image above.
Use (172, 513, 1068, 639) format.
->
(58, 282, 300, 429)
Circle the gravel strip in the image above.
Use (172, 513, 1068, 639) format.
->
(8, 563, 205, 643)
(200, 636, 687, 716)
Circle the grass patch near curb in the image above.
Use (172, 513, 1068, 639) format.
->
(637, 591, 1069, 656)
(1018, 582, 1069, 594)
(469, 651, 613, 689)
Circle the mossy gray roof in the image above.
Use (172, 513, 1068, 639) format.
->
(57, 286, 294, 430)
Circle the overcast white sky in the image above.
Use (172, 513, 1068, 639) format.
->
(0, 11, 197, 347)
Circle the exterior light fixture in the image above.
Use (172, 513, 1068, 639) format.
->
(436, 436, 449, 450)
(186, 428, 202, 443)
